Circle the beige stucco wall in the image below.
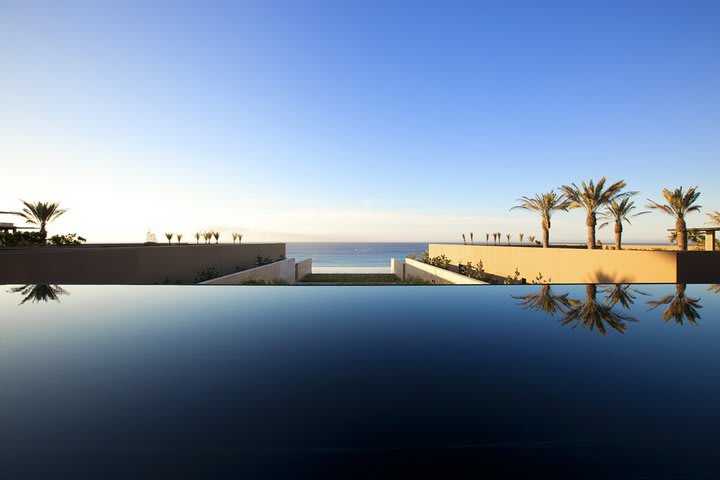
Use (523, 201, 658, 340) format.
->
(295, 258, 312, 282)
(428, 244, 686, 284)
(0, 243, 285, 285)
(402, 258, 487, 285)
(201, 258, 296, 285)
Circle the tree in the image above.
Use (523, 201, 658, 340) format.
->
(646, 284, 702, 326)
(15, 201, 68, 238)
(647, 186, 701, 251)
(511, 191, 571, 248)
(598, 196, 648, 250)
(706, 211, 720, 226)
(165, 233, 173, 245)
(560, 178, 629, 249)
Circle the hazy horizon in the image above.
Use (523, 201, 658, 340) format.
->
(2, 1, 718, 243)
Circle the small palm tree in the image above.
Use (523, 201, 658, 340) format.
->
(213, 231, 220, 244)
(462, 233, 467, 245)
(705, 210, 720, 226)
(15, 201, 68, 238)
(485, 233, 490, 245)
(176, 233, 183, 244)
(470, 232, 474, 245)
(528, 235, 536, 245)
(165, 233, 173, 245)
(560, 178, 629, 249)
(511, 191, 571, 248)
(237, 234, 242, 244)
(519, 233, 524, 244)
(647, 186, 701, 251)
(598, 196, 648, 250)
(231, 233, 238, 244)
(203, 231, 212, 244)
(194, 232, 201, 244)
(506, 233, 511, 245)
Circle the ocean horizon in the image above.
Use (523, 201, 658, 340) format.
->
(286, 242, 428, 272)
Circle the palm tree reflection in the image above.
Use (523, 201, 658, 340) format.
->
(511, 284, 571, 315)
(646, 284, 702, 326)
(560, 284, 636, 335)
(708, 285, 720, 294)
(8, 284, 69, 305)
(601, 284, 648, 310)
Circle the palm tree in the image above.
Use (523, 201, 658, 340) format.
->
(560, 178, 629, 249)
(15, 201, 68, 238)
(203, 231, 212, 244)
(485, 233, 489, 245)
(511, 191, 571, 248)
(519, 233, 524, 244)
(528, 235, 536, 245)
(176, 233, 183, 244)
(647, 186, 701, 251)
(462, 233, 467, 245)
(470, 232, 474, 245)
(194, 232, 201, 244)
(165, 233, 173, 245)
(646, 284, 702, 326)
(506, 233, 511, 245)
(705, 211, 720, 226)
(213, 231, 220, 244)
(667, 229, 704, 247)
(598, 196, 648, 250)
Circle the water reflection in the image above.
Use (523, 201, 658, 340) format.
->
(511, 283, 707, 335)
(646, 284, 702, 326)
(709, 284, 720, 294)
(560, 284, 636, 335)
(7, 284, 70, 305)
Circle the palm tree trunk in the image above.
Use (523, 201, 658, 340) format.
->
(677, 218, 687, 251)
(586, 213, 596, 249)
(586, 283, 597, 301)
(615, 222, 622, 250)
(542, 218, 550, 248)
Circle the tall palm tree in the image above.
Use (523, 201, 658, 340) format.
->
(706, 211, 720, 226)
(598, 196, 648, 250)
(647, 186, 701, 251)
(560, 178, 629, 249)
(15, 201, 68, 238)
(646, 284, 702, 326)
(601, 284, 647, 310)
(511, 191, 571, 248)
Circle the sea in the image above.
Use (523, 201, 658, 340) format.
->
(286, 243, 428, 273)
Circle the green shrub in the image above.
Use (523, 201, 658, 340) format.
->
(0, 231, 46, 246)
(195, 267, 219, 283)
(48, 233, 86, 245)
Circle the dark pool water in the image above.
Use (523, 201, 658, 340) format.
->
(1, 284, 719, 479)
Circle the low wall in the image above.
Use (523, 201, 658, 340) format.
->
(295, 258, 312, 282)
(201, 258, 297, 285)
(0, 243, 286, 285)
(395, 258, 487, 285)
(428, 244, 720, 284)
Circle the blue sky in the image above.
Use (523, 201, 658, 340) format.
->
(1, 0, 718, 242)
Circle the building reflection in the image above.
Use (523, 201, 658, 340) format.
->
(7, 284, 70, 305)
(646, 284, 702, 326)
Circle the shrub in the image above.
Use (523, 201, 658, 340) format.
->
(0, 231, 46, 246)
(195, 267, 219, 283)
(48, 233, 86, 245)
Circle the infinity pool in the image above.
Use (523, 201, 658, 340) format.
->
(1, 284, 719, 478)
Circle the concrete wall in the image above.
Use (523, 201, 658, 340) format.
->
(0, 243, 285, 285)
(428, 244, 720, 284)
(396, 258, 487, 285)
(201, 258, 296, 285)
(391, 258, 405, 279)
(295, 258, 312, 282)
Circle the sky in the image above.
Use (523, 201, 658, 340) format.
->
(1, 0, 719, 243)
